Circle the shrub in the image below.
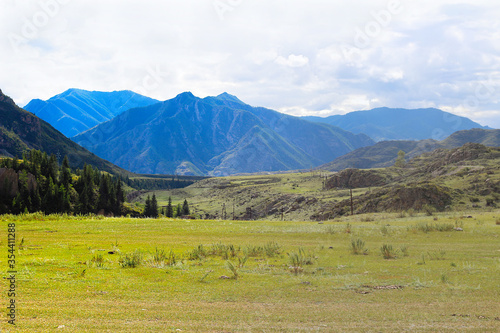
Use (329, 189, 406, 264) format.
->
(226, 261, 238, 279)
(264, 241, 282, 257)
(380, 244, 396, 259)
(288, 248, 315, 274)
(91, 253, 105, 267)
(209, 243, 238, 259)
(244, 241, 282, 258)
(119, 250, 143, 268)
(187, 244, 207, 260)
(351, 238, 368, 255)
(151, 248, 176, 267)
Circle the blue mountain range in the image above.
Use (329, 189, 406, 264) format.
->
(24, 89, 159, 137)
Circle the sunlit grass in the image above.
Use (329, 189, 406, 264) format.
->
(1, 210, 499, 332)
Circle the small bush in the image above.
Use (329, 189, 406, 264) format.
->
(91, 253, 105, 267)
(469, 197, 480, 203)
(351, 238, 368, 255)
(209, 243, 238, 259)
(244, 241, 282, 257)
(264, 241, 282, 257)
(187, 244, 207, 260)
(226, 260, 239, 279)
(380, 244, 396, 259)
(151, 248, 176, 267)
(288, 248, 315, 274)
(119, 250, 143, 268)
(238, 252, 248, 268)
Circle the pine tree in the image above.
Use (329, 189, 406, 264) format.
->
(144, 195, 151, 217)
(150, 194, 159, 218)
(61, 156, 72, 189)
(166, 196, 173, 218)
(394, 150, 406, 168)
(176, 203, 182, 217)
(182, 199, 190, 216)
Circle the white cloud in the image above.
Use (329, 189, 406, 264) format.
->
(0, 0, 499, 128)
(275, 54, 309, 68)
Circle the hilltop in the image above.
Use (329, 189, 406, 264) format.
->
(24, 89, 159, 137)
(73, 92, 374, 176)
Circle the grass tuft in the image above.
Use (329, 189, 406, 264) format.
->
(119, 250, 143, 268)
(380, 244, 397, 259)
(351, 238, 368, 255)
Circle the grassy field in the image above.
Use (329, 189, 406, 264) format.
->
(2, 211, 500, 332)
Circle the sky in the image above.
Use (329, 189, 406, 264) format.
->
(1, 0, 499, 128)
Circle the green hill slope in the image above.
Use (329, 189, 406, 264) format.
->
(0, 89, 130, 176)
(318, 129, 500, 172)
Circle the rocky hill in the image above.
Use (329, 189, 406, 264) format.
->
(147, 143, 500, 221)
(318, 128, 500, 172)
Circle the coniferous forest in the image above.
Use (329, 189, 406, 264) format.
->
(0, 150, 124, 215)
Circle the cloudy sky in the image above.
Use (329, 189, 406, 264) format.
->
(1, 0, 499, 128)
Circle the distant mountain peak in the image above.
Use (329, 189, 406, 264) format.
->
(73, 91, 373, 175)
(215, 92, 244, 104)
(175, 91, 196, 99)
(24, 89, 160, 137)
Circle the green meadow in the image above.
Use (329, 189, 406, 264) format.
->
(2, 211, 499, 332)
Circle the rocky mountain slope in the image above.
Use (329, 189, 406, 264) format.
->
(73, 92, 374, 176)
(24, 89, 159, 137)
(0, 89, 129, 175)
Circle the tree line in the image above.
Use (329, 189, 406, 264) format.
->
(0, 150, 124, 215)
(143, 194, 190, 218)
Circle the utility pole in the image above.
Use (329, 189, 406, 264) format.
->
(222, 203, 227, 220)
(350, 188, 354, 215)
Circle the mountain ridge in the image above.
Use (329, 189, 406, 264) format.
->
(74, 92, 374, 176)
(303, 107, 490, 141)
(0, 89, 131, 176)
(24, 89, 160, 137)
